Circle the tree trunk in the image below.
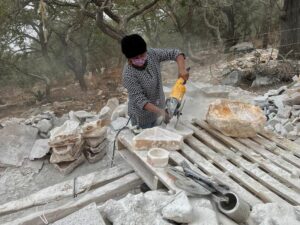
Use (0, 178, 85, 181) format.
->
(279, 0, 300, 59)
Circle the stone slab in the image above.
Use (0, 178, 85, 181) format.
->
(166, 119, 194, 139)
(162, 191, 193, 223)
(189, 197, 218, 225)
(0, 124, 38, 167)
(84, 148, 106, 164)
(29, 139, 50, 160)
(133, 127, 183, 150)
(86, 135, 107, 148)
(90, 139, 108, 154)
(53, 154, 85, 175)
(52, 202, 105, 225)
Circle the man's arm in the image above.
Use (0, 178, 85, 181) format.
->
(176, 54, 189, 81)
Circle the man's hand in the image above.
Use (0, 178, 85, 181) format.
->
(159, 109, 170, 124)
(179, 68, 190, 81)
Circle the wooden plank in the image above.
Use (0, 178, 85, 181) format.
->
(178, 144, 262, 206)
(0, 163, 133, 216)
(251, 136, 300, 168)
(237, 138, 300, 191)
(185, 136, 285, 205)
(118, 129, 180, 193)
(118, 149, 161, 190)
(259, 130, 300, 157)
(3, 173, 142, 225)
(193, 120, 300, 205)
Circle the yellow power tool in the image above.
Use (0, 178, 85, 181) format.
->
(165, 67, 190, 126)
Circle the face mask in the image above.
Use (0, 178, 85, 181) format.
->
(131, 55, 147, 67)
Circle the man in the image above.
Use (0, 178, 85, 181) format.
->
(121, 34, 189, 129)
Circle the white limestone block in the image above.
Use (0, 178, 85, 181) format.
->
(133, 127, 183, 150)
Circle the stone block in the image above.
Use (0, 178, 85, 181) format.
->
(49, 120, 81, 147)
(36, 119, 52, 133)
(133, 127, 183, 151)
(0, 124, 38, 167)
(162, 191, 193, 223)
(100, 193, 172, 225)
(50, 140, 84, 163)
(221, 70, 243, 86)
(82, 124, 107, 138)
(52, 203, 105, 225)
(73, 110, 94, 119)
(111, 104, 128, 121)
(283, 92, 300, 106)
(274, 123, 281, 133)
(287, 131, 298, 141)
(84, 148, 106, 164)
(284, 122, 294, 133)
(253, 96, 268, 108)
(111, 117, 129, 131)
(29, 139, 50, 160)
(53, 154, 85, 175)
(206, 99, 266, 137)
(189, 197, 218, 225)
(90, 139, 108, 154)
(86, 135, 106, 148)
(166, 120, 194, 139)
(106, 97, 119, 111)
(277, 105, 292, 118)
(249, 203, 300, 225)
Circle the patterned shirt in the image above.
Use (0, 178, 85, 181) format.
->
(122, 48, 181, 127)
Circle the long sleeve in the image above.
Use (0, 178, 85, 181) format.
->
(151, 48, 183, 62)
(123, 74, 149, 110)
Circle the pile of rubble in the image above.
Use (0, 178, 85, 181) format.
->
(0, 97, 128, 175)
(221, 43, 297, 87)
(254, 77, 300, 141)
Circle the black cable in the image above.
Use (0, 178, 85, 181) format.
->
(110, 115, 132, 167)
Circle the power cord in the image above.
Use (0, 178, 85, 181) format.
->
(110, 115, 132, 167)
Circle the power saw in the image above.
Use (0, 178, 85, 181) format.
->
(165, 67, 190, 127)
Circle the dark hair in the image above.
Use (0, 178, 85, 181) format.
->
(121, 34, 147, 58)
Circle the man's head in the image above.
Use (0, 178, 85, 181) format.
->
(121, 34, 147, 67)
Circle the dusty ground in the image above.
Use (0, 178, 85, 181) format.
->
(0, 54, 290, 224)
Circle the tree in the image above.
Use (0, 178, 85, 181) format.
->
(279, 0, 300, 59)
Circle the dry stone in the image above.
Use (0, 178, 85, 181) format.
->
(166, 119, 193, 138)
(249, 203, 300, 225)
(86, 136, 106, 148)
(100, 192, 173, 225)
(83, 126, 107, 138)
(84, 148, 106, 163)
(111, 104, 128, 121)
(52, 203, 105, 225)
(189, 197, 218, 225)
(90, 139, 108, 154)
(0, 124, 38, 167)
(206, 99, 266, 137)
(133, 127, 183, 150)
(53, 154, 85, 175)
(49, 120, 81, 147)
(29, 139, 50, 160)
(36, 119, 52, 133)
(50, 140, 83, 163)
(161, 191, 193, 223)
(111, 117, 128, 131)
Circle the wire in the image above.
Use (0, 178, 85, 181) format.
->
(110, 115, 132, 167)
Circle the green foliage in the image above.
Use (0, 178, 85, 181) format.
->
(0, 0, 286, 87)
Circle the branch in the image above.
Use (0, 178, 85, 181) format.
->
(203, 6, 223, 46)
(44, 0, 80, 8)
(126, 0, 160, 22)
(96, 11, 125, 41)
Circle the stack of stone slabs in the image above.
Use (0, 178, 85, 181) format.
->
(49, 120, 85, 175)
(82, 119, 108, 163)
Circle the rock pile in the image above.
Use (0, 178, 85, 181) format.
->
(253, 78, 300, 141)
(82, 120, 108, 164)
(221, 46, 297, 87)
(49, 120, 85, 175)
